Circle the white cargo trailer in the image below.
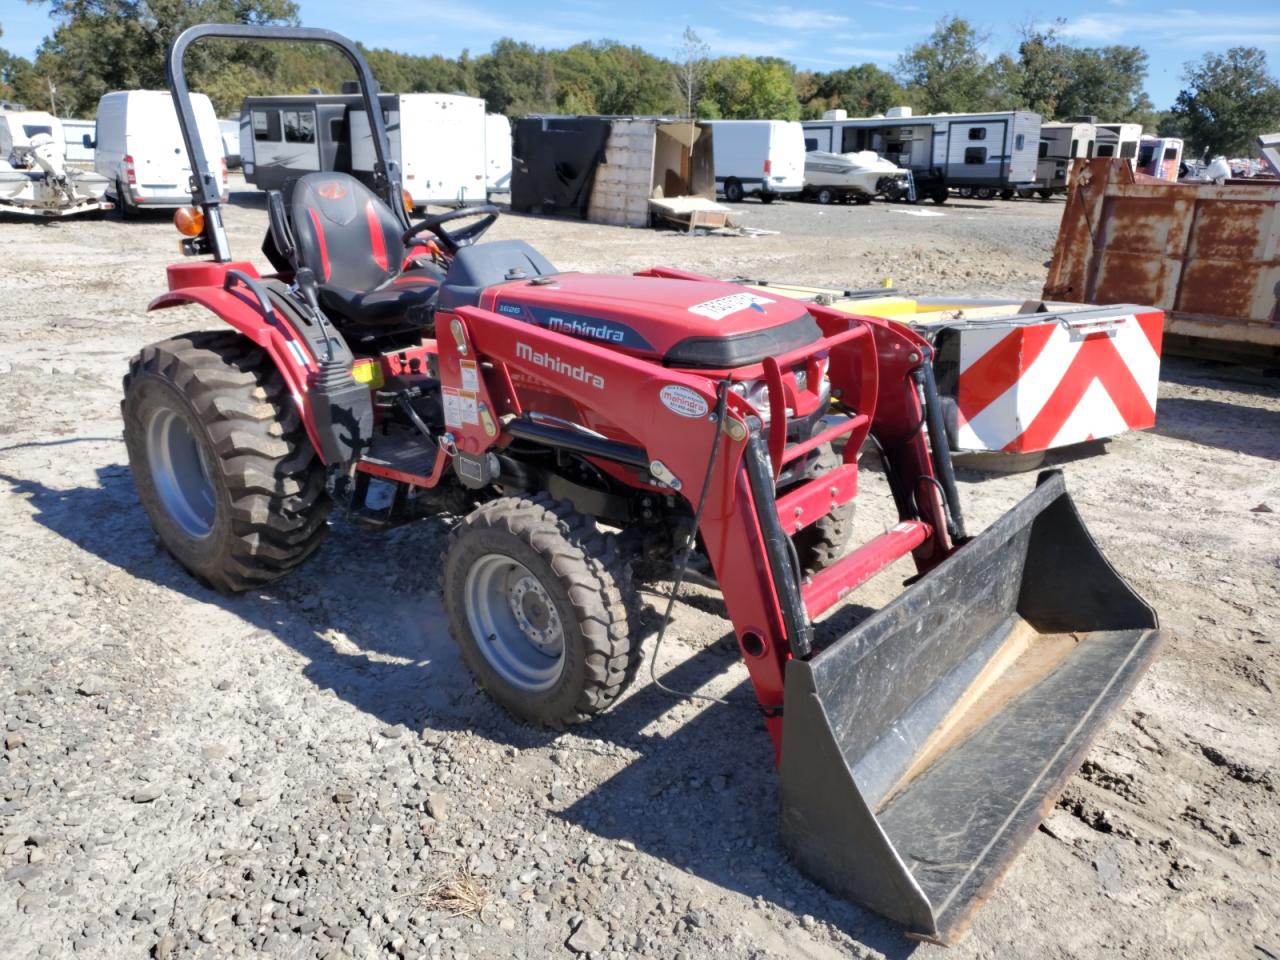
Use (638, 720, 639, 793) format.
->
(241, 92, 488, 206)
(94, 90, 226, 215)
(704, 119, 805, 202)
(485, 113, 512, 194)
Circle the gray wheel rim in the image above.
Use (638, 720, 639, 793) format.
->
(145, 406, 216, 539)
(464, 553, 565, 693)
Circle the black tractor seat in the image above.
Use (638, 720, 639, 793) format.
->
(286, 172, 443, 330)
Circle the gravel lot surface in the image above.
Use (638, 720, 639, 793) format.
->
(1, 180, 1277, 960)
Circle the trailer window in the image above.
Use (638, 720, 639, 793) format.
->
(804, 137, 818, 152)
(1038, 140, 1048, 159)
(1097, 143, 1115, 157)
(1070, 139, 1079, 156)
(283, 110, 315, 144)
(1086, 140, 1094, 158)
(1137, 144, 1155, 167)
(1015, 134, 1025, 150)
(252, 110, 281, 142)
(964, 147, 987, 165)
(1120, 141, 1137, 159)
(968, 127, 986, 141)
(329, 118, 348, 143)
(1164, 147, 1178, 161)
(840, 128, 864, 153)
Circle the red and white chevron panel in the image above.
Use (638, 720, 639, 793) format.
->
(954, 310, 1164, 453)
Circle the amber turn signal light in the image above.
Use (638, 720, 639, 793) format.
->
(174, 206, 205, 237)
(402, 188, 414, 214)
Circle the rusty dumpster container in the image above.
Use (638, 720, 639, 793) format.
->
(1044, 159, 1280, 358)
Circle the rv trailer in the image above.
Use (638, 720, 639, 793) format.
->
(801, 108, 1041, 203)
(1136, 137, 1182, 180)
(1021, 121, 1096, 198)
(1094, 123, 1142, 162)
(240, 92, 488, 206)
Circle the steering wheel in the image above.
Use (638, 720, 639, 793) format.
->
(403, 204, 500, 256)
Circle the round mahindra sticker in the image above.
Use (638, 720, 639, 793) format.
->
(659, 384, 709, 419)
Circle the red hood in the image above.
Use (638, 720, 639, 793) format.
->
(480, 272, 818, 366)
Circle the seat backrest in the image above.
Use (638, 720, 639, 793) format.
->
(290, 172, 405, 292)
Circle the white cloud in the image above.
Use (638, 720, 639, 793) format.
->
(867, 0, 922, 11)
(1056, 9, 1280, 46)
(741, 5, 851, 30)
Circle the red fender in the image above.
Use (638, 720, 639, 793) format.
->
(148, 264, 331, 464)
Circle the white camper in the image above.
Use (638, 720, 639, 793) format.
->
(705, 120, 805, 202)
(1024, 121, 1095, 197)
(60, 118, 96, 165)
(241, 92, 488, 206)
(1094, 123, 1142, 162)
(95, 90, 226, 215)
(802, 108, 1041, 203)
(486, 113, 512, 194)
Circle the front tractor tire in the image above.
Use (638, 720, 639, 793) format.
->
(789, 443, 854, 576)
(443, 494, 636, 728)
(122, 332, 330, 592)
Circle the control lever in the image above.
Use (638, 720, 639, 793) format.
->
(294, 267, 338, 364)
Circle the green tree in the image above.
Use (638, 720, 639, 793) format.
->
(897, 16, 997, 113)
(672, 26, 709, 118)
(1168, 47, 1280, 157)
(996, 22, 1074, 116)
(810, 63, 904, 117)
(703, 56, 800, 119)
(552, 41, 676, 115)
(1057, 45, 1153, 125)
(474, 38, 555, 114)
(20, 0, 300, 115)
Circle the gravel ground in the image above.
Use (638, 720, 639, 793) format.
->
(1, 180, 1277, 960)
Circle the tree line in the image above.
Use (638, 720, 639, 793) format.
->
(3, 1, 1278, 158)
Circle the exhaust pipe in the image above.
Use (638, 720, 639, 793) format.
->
(778, 470, 1164, 943)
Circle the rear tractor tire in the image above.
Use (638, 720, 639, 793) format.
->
(443, 494, 637, 728)
(788, 443, 854, 576)
(121, 331, 330, 592)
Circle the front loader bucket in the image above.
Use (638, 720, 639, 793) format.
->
(779, 470, 1164, 944)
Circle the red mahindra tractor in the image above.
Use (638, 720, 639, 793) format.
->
(123, 25, 1165, 944)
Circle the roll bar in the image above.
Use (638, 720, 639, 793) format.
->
(166, 24, 408, 263)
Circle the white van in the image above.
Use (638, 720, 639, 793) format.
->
(706, 120, 805, 202)
(95, 90, 226, 215)
(485, 112, 512, 195)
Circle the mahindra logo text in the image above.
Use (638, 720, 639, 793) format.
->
(547, 316, 624, 343)
(515, 342, 605, 389)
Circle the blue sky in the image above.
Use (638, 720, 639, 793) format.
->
(4, 0, 1279, 108)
